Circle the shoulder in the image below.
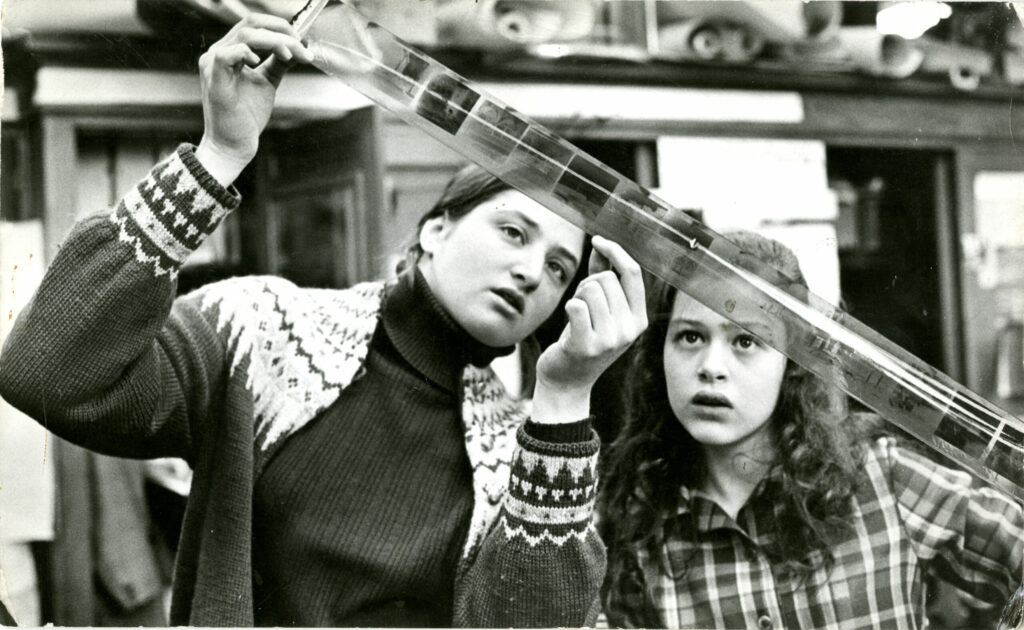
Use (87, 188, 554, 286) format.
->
(180, 276, 385, 320)
(860, 433, 976, 516)
(177, 277, 389, 451)
(174, 277, 387, 361)
(182, 274, 301, 305)
(845, 411, 959, 480)
(867, 434, 968, 481)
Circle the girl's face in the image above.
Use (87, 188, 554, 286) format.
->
(418, 189, 585, 347)
(662, 290, 788, 455)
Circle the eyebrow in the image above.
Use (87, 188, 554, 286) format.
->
(733, 322, 775, 338)
(668, 317, 774, 337)
(503, 209, 581, 270)
(667, 318, 704, 328)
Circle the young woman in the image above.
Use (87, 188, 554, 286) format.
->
(0, 14, 648, 627)
(599, 231, 1022, 629)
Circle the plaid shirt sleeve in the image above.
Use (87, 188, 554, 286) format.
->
(885, 438, 1024, 606)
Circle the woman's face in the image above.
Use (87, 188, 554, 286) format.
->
(418, 189, 585, 347)
(662, 290, 788, 455)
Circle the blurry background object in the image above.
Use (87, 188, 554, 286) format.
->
(345, 0, 439, 47)
(1006, 4, 1024, 84)
(435, 0, 600, 49)
(656, 19, 728, 61)
(996, 314, 1024, 400)
(835, 27, 923, 78)
(657, 19, 765, 63)
(0, 221, 55, 628)
(0, 0, 150, 35)
(971, 171, 1024, 290)
(876, 2, 951, 40)
(832, 176, 884, 254)
(655, 1, 839, 63)
(916, 36, 994, 91)
(657, 1, 841, 45)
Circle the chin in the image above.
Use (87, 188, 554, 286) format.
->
(679, 419, 732, 446)
(463, 321, 521, 348)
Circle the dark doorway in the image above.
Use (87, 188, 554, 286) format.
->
(827, 147, 952, 372)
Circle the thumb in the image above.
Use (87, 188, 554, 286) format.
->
(258, 54, 298, 87)
(588, 242, 611, 276)
(562, 297, 592, 349)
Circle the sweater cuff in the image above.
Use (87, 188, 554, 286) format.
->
(523, 418, 593, 444)
(503, 424, 599, 543)
(111, 143, 240, 278)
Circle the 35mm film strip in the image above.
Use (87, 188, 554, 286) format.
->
(293, 0, 1024, 502)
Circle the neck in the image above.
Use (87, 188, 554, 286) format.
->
(382, 268, 512, 394)
(699, 432, 776, 520)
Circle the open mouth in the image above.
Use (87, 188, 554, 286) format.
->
(691, 392, 732, 408)
(492, 288, 525, 314)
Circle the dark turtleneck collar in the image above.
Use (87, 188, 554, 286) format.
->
(381, 267, 514, 393)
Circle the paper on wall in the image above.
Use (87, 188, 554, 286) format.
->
(654, 135, 840, 305)
(656, 136, 836, 228)
(973, 171, 1024, 249)
(0, 220, 56, 543)
(756, 222, 841, 308)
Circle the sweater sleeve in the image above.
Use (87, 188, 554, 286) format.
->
(885, 438, 1024, 606)
(0, 144, 240, 463)
(454, 422, 606, 628)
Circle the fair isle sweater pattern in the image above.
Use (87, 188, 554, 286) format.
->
(113, 152, 232, 278)
(195, 276, 383, 458)
(125, 146, 597, 560)
(502, 441, 599, 546)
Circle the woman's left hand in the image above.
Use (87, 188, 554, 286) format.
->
(532, 235, 648, 424)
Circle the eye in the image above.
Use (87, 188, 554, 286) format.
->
(500, 225, 526, 244)
(734, 334, 760, 351)
(672, 330, 703, 345)
(546, 260, 568, 283)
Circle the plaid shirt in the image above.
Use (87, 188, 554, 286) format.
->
(603, 438, 1023, 629)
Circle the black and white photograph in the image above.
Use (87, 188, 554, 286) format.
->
(1, 1, 1024, 628)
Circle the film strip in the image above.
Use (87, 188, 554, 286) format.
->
(294, 0, 1024, 502)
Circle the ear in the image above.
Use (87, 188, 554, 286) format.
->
(418, 215, 448, 255)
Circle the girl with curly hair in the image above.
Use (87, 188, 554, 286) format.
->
(599, 231, 1023, 629)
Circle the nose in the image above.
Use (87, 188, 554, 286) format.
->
(510, 246, 545, 290)
(697, 339, 729, 382)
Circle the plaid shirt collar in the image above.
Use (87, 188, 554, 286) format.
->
(674, 463, 789, 541)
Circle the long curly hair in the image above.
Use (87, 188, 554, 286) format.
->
(599, 231, 864, 592)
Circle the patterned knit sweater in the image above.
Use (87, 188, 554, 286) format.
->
(0, 145, 606, 627)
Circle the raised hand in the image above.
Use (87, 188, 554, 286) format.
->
(195, 13, 314, 185)
(533, 235, 648, 424)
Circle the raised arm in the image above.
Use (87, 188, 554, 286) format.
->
(531, 235, 649, 427)
(194, 13, 313, 185)
(887, 439, 1024, 605)
(455, 236, 648, 627)
(0, 15, 311, 461)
